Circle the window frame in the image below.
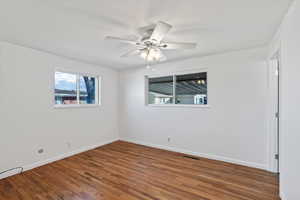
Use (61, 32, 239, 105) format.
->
(53, 70, 101, 108)
(145, 69, 210, 108)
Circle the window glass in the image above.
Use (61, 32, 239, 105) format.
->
(54, 71, 99, 106)
(55, 72, 77, 105)
(79, 76, 97, 104)
(175, 72, 207, 105)
(148, 76, 174, 104)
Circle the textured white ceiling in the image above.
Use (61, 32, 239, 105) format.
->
(0, 0, 292, 69)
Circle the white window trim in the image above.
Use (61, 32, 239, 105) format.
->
(145, 69, 210, 108)
(147, 104, 211, 108)
(53, 70, 101, 108)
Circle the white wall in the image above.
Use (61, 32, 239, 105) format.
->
(0, 42, 274, 181)
(0, 42, 119, 178)
(119, 47, 270, 170)
(271, 1, 300, 199)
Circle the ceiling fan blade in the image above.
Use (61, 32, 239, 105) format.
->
(121, 49, 141, 57)
(105, 36, 141, 45)
(150, 21, 172, 43)
(159, 52, 167, 61)
(160, 42, 197, 50)
(138, 24, 156, 36)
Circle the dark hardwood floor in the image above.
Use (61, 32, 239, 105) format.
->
(0, 141, 279, 200)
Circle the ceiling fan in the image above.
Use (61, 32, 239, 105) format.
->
(105, 21, 197, 63)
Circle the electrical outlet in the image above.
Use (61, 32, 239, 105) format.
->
(67, 142, 71, 148)
(38, 149, 44, 154)
(168, 137, 171, 142)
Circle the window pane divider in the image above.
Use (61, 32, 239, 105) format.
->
(76, 74, 80, 105)
(173, 75, 176, 104)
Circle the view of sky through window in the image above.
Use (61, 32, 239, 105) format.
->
(55, 72, 76, 91)
(55, 72, 88, 91)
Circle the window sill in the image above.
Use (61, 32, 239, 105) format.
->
(54, 104, 101, 109)
(147, 104, 211, 108)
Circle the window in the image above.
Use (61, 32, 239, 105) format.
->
(79, 76, 97, 104)
(54, 71, 100, 106)
(147, 71, 207, 106)
(55, 72, 77, 105)
(175, 72, 207, 105)
(148, 76, 174, 104)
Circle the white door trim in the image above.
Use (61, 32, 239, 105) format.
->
(267, 53, 280, 173)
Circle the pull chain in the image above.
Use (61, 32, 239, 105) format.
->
(146, 48, 151, 69)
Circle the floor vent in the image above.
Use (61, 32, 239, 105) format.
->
(183, 155, 200, 160)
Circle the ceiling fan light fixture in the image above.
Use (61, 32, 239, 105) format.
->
(140, 48, 162, 61)
(148, 48, 160, 61)
(140, 49, 148, 59)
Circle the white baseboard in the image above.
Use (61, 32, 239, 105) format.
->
(0, 168, 23, 180)
(268, 165, 279, 173)
(0, 138, 119, 180)
(121, 138, 268, 171)
(280, 190, 286, 200)
(1, 138, 269, 180)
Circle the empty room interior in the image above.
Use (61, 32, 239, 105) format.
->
(0, 0, 300, 199)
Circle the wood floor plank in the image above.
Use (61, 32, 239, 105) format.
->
(0, 141, 279, 200)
